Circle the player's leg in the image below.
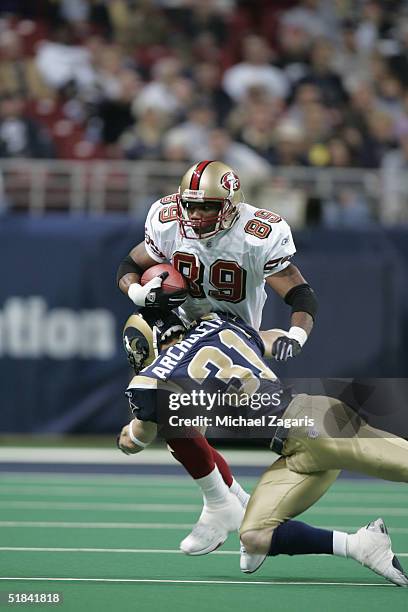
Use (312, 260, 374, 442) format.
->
(240, 394, 408, 586)
(167, 434, 245, 555)
(240, 457, 339, 571)
(240, 458, 408, 586)
(167, 434, 249, 504)
(285, 394, 408, 483)
(211, 445, 250, 506)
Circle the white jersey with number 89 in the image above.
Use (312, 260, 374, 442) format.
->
(144, 196, 296, 330)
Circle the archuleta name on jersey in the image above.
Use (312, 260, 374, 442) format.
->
(151, 318, 224, 380)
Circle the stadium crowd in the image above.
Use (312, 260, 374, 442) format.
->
(1, 0, 408, 224)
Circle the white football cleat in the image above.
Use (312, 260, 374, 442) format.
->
(347, 518, 408, 587)
(240, 542, 267, 574)
(180, 493, 244, 556)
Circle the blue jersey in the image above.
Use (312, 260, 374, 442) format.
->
(125, 313, 291, 428)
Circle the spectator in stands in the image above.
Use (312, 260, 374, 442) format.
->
(133, 57, 191, 118)
(363, 110, 397, 168)
(322, 188, 374, 228)
(174, 0, 230, 47)
(300, 100, 333, 165)
(192, 62, 233, 126)
(97, 67, 143, 148)
(235, 100, 281, 164)
(341, 78, 380, 162)
(388, 18, 408, 87)
(354, 0, 389, 55)
(271, 120, 308, 166)
(92, 44, 131, 101)
(0, 29, 52, 100)
(0, 92, 54, 158)
(35, 21, 96, 93)
(276, 18, 311, 85)
(163, 103, 215, 161)
(222, 35, 289, 103)
(161, 132, 190, 163)
(227, 83, 270, 128)
(333, 19, 370, 85)
(195, 127, 271, 192)
(3, 0, 408, 226)
(120, 106, 170, 160)
(381, 130, 408, 224)
(279, 0, 336, 41)
(376, 73, 404, 118)
(106, 0, 169, 53)
(286, 82, 323, 124)
(294, 37, 348, 108)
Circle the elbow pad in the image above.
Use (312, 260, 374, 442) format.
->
(284, 283, 318, 320)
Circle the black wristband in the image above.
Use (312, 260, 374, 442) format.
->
(116, 255, 144, 286)
(284, 283, 318, 320)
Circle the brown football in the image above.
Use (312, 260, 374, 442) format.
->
(141, 263, 187, 293)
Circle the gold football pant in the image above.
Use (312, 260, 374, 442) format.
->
(240, 394, 408, 534)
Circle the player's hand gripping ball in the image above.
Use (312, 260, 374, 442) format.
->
(141, 264, 188, 309)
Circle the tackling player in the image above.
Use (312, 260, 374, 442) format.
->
(117, 308, 408, 587)
(120, 307, 249, 554)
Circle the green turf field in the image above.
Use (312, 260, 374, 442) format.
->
(0, 472, 407, 611)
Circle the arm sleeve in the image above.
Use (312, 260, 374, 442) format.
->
(262, 219, 296, 278)
(125, 388, 159, 423)
(125, 386, 174, 424)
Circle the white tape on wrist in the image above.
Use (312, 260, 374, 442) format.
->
(288, 326, 308, 347)
(127, 283, 146, 306)
(128, 421, 150, 448)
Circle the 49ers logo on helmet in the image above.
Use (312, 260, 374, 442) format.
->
(221, 172, 240, 192)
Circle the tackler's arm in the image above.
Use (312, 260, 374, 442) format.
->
(117, 418, 157, 455)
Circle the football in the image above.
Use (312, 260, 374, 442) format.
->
(141, 263, 187, 293)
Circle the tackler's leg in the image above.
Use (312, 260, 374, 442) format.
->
(288, 394, 408, 483)
(240, 394, 408, 585)
(239, 456, 339, 573)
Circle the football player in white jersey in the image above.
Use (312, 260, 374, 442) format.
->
(116, 160, 318, 555)
(117, 160, 317, 353)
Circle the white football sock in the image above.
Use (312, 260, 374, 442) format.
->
(195, 466, 230, 507)
(230, 478, 250, 507)
(333, 530, 348, 557)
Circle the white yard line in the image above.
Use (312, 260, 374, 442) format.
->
(0, 473, 206, 486)
(1, 546, 407, 558)
(0, 486, 406, 503)
(0, 447, 277, 466)
(0, 500, 407, 515)
(0, 501, 200, 512)
(0, 520, 408, 533)
(0, 486, 202, 497)
(0, 577, 392, 587)
(0, 547, 235, 555)
(0, 521, 193, 529)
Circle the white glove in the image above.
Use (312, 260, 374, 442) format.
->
(128, 271, 187, 309)
(127, 275, 164, 307)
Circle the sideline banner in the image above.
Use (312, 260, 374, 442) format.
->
(0, 216, 405, 433)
